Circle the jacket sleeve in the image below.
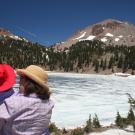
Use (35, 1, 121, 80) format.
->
(0, 101, 10, 132)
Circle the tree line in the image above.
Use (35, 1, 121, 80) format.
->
(0, 37, 135, 74)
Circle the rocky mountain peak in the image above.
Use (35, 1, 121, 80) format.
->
(54, 19, 135, 51)
(0, 28, 28, 42)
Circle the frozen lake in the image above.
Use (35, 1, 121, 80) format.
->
(14, 72, 135, 128)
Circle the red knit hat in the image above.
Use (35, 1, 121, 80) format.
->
(0, 64, 16, 92)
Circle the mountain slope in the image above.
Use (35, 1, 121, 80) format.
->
(55, 19, 135, 50)
(1, 20, 135, 74)
(0, 28, 28, 42)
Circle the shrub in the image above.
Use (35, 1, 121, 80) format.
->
(49, 123, 61, 135)
(127, 107, 135, 124)
(93, 114, 101, 128)
(70, 127, 84, 135)
(84, 114, 93, 133)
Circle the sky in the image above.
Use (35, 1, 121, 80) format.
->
(0, 0, 135, 46)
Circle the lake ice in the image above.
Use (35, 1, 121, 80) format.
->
(15, 72, 135, 128)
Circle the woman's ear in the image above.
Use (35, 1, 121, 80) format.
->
(19, 85, 26, 94)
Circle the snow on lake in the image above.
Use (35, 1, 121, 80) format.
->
(14, 72, 135, 129)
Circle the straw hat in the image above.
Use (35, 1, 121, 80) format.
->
(0, 64, 16, 92)
(16, 65, 49, 92)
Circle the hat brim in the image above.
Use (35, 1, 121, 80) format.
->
(0, 65, 16, 92)
(16, 69, 49, 92)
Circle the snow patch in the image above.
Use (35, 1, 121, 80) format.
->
(118, 35, 123, 38)
(9, 35, 22, 40)
(78, 35, 96, 42)
(64, 49, 69, 54)
(115, 38, 119, 42)
(114, 72, 131, 77)
(105, 33, 114, 37)
(75, 32, 86, 40)
(86, 35, 96, 40)
(46, 54, 49, 61)
(3, 35, 7, 37)
(79, 39, 84, 42)
(22, 38, 28, 42)
(101, 37, 107, 42)
(124, 125, 134, 132)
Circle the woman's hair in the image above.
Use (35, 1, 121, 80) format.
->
(23, 76, 51, 100)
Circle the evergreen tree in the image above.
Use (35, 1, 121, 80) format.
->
(94, 60, 99, 73)
(100, 58, 103, 68)
(117, 55, 123, 68)
(108, 56, 114, 69)
(84, 114, 93, 133)
(103, 58, 107, 70)
(115, 111, 123, 127)
(93, 114, 101, 128)
(127, 107, 135, 124)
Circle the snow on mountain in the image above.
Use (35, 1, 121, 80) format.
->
(118, 35, 123, 38)
(46, 54, 49, 61)
(105, 33, 114, 37)
(79, 35, 96, 41)
(101, 37, 107, 42)
(0, 28, 29, 42)
(9, 35, 22, 40)
(85, 35, 96, 40)
(22, 38, 29, 42)
(74, 32, 86, 40)
(115, 38, 119, 42)
(54, 19, 135, 50)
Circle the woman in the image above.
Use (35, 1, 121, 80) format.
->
(0, 65, 54, 135)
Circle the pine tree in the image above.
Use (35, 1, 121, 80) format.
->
(100, 58, 103, 68)
(93, 114, 101, 128)
(94, 60, 99, 73)
(103, 58, 107, 70)
(115, 111, 123, 127)
(108, 56, 114, 69)
(84, 114, 93, 133)
(117, 55, 123, 68)
(127, 107, 135, 124)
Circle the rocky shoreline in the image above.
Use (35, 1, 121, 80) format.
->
(50, 124, 134, 135)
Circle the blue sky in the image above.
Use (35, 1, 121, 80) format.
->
(0, 0, 135, 46)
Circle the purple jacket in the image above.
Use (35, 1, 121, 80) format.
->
(0, 94, 54, 135)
